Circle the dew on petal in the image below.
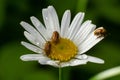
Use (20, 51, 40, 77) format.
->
(36, 42, 40, 45)
(45, 17, 48, 20)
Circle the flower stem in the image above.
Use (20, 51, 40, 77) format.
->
(59, 67, 62, 80)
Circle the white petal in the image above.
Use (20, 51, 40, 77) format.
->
(20, 21, 46, 44)
(21, 41, 43, 53)
(73, 23, 96, 46)
(73, 20, 91, 39)
(75, 54, 88, 60)
(60, 62, 70, 67)
(61, 10, 71, 37)
(69, 59, 87, 66)
(30, 16, 50, 40)
(42, 6, 60, 37)
(20, 21, 37, 35)
(87, 55, 104, 64)
(24, 31, 35, 44)
(65, 12, 84, 39)
(79, 31, 104, 54)
(48, 6, 60, 33)
(46, 60, 59, 67)
(38, 58, 59, 67)
(24, 31, 43, 47)
(38, 56, 50, 64)
(42, 9, 53, 37)
(75, 54, 104, 64)
(20, 54, 44, 61)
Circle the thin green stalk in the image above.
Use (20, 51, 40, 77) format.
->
(59, 67, 62, 80)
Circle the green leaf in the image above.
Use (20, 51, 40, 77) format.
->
(90, 66, 120, 80)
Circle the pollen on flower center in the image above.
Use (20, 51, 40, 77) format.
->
(44, 31, 78, 62)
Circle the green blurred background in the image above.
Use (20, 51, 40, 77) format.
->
(0, 0, 120, 80)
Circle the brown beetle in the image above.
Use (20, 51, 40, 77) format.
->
(94, 27, 106, 38)
(51, 31, 60, 44)
(44, 41, 51, 56)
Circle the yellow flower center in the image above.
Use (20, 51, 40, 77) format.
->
(44, 31, 78, 62)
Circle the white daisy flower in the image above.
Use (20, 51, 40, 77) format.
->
(20, 6, 105, 67)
